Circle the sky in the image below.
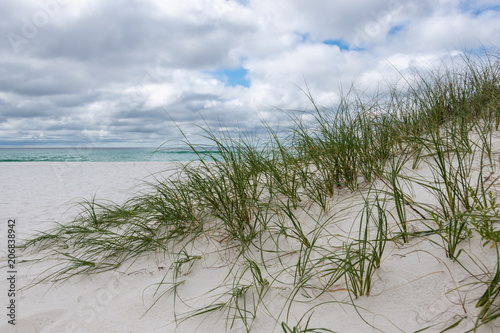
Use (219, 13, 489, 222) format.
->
(1, 0, 499, 147)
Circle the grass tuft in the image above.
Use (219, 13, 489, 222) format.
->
(20, 50, 500, 332)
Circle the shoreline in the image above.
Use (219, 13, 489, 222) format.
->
(2, 56, 500, 331)
(1, 157, 499, 332)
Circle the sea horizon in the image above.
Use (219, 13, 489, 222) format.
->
(0, 146, 211, 162)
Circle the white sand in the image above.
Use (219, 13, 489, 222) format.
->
(1, 160, 499, 332)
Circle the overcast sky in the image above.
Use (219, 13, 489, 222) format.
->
(1, 0, 499, 147)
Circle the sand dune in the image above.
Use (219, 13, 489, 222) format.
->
(1, 152, 500, 332)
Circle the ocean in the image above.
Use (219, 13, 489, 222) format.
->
(0, 147, 209, 162)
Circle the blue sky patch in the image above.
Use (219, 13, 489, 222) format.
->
(459, 1, 500, 16)
(296, 32, 310, 43)
(472, 5, 500, 15)
(322, 39, 350, 51)
(388, 25, 404, 36)
(211, 67, 250, 88)
(234, 0, 249, 5)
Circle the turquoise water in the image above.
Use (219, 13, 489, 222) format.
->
(0, 147, 211, 162)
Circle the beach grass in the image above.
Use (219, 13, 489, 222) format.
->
(21, 50, 500, 332)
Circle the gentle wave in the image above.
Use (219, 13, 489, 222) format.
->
(0, 148, 216, 162)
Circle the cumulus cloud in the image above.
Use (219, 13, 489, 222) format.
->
(0, 0, 499, 146)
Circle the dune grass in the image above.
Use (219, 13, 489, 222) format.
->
(21, 50, 500, 332)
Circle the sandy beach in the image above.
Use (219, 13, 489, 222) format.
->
(1, 1, 499, 332)
(1, 156, 499, 332)
(1, 162, 185, 332)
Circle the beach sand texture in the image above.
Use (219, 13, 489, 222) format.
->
(2, 57, 500, 331)
(1, 142, 500, 333)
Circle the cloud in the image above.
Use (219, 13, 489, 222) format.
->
(0, 0, 499, 146)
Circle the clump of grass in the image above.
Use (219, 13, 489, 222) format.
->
(22, 197, 178, 282)
(476, 247, 500, 324)
(290, 86, 400, 194)
(404, 122, 499, 260)
(380, 148, 414, 243)
(340, 194, 388, 298)
(20, 50, 500, 331)
(262, 124, 303, 210)
(470, 190, 500, 247)
(179, 126, 271, 246)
